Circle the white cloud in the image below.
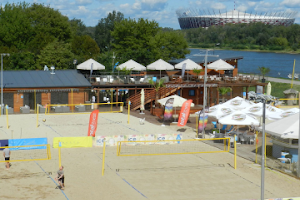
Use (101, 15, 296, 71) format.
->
(280, 0, 300, 8)
(212, 2, 226, 10)
(76, 0, 92, 5)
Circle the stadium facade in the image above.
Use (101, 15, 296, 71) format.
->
(176, 10, 297, 29)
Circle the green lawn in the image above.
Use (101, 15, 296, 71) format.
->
(244, 82, 300, 98)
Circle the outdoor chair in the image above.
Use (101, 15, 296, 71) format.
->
(38, 104, 45, 113)
(212, 121, 217, 128)
(239, 135, 245, 144)
(249, 135, 255, 145)
(220, 124, 227, 133)
(20, 105, 30, 114)
(226, 125, 234, 134)
(96, 77, 101, 83)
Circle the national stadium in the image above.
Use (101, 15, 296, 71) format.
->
(176, 9, 297, 29)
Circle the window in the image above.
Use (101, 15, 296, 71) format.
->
(189, 90, 195, 96)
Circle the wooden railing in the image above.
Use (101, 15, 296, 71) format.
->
(129, 87, 181, 110)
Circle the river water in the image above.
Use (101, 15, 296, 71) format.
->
(185, 49, 300, 78)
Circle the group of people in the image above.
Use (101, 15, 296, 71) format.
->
(3, 145, 65, 190)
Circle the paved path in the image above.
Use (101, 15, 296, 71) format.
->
(264, 76, 300, 85)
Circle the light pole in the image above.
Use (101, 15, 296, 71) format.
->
(1, 53, 10, 115)
(194, 50, 218, 138)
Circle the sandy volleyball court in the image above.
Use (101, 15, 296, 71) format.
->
(1, 112, 300, 200)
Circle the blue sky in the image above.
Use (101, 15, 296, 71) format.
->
(1, 0, 300, 29)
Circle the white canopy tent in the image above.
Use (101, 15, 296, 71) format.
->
(117, 59, 146, 71)
(207, 59, 234, 71)
(76, 58, 105, 70)
(147, 59, 174, 78)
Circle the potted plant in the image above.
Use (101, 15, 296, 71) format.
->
(117, 67, 132, 84)
(148, 78, 165, 115)
(192, 68, 203, 82)
(218, 87, 232, 103)
(258, 66, 270, 83)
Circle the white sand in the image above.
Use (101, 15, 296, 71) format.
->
(1, 113, 300, 200)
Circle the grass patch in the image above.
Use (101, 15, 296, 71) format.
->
(244, 82, 300, 98)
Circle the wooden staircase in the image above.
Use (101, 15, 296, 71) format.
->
(129, 87, 181, 110)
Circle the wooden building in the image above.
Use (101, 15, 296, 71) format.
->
(1, 70, 91, 112)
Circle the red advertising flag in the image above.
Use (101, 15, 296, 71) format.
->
(88, 109, 99, 137)
(177, 100, 193, 127)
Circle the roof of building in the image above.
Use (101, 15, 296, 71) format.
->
(2, 70, 91, 88)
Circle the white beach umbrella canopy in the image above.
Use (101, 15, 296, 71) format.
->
(207, 59, 234, 71)
(157, 95, 194, 107)
(147, 59, 174, 70)
(76, 58, 105, 70)
(218, 110, 260, 126)
(222, 96, 254, 111)
(174, 59, 202, 70)
(263, 113, 299, 139)
(117, 59, 146, 71)
(241, 102, 284, 120)
(195, 104, 234, 119)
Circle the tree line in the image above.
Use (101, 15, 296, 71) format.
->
(0, 2, 189, 72)
(181, 22, 300, 51)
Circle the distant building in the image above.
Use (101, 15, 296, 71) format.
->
(176, 10, 297, 29)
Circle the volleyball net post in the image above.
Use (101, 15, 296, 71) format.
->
(5, 105, 9, 129)
(102, 140, 106, 176)
(58, 141, 62, 167)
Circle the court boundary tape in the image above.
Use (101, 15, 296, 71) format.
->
(32, 159, 69, 200)
(95, 153, 148, 199)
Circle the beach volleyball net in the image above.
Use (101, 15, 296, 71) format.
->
(0, 144, 51, 163)
(117, 138, 230, 157)
(41, 102, 124, 115)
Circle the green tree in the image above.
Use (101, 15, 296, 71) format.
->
(258, 66, 270, 82)
(112, 18, 189, 65)
(149, 79, 165, 106)
(36, 40, 74, 69)
(218, 87, 232, 103)
(150, 30, 190, 60)
(71, 35, 100, 60)
(94, 11, 124, 52)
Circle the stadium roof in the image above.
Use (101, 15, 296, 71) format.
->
(1, 70, 91, 88)
(177, 9, 297, 20)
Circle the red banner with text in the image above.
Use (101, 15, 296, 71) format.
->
(88, 110, 99, 137)
(177, 100, 193, 127)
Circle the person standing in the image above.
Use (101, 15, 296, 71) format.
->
(55, 166, 65, 190)
(3, 145, 11, 169)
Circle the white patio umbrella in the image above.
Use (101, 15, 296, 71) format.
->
(242, 103, 284, 120)
(195, 103, 235, 133)
(207, 59, 234, 71)
(117, 59, 146, 71)
(147, 59, 174, 78)
(263, 113, 299, 139)
(140, 89, 145, 114)
(76, 58, 105, 70)
(158, 95, 194, 122)
(218, 110, 260, 126)
(222, 96, 254, 111)
(267, 107, 299, 120)
(266, 82, 272, 96)
(196, 104, 234, 119)
(174, 59, 202, 70)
